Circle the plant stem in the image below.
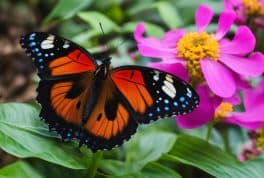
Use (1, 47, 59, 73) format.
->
(206, 122, 214, 142)
(87, 151, 103, 178)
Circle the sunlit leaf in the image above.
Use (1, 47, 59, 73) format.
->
(43, 0, 93, 25)
(0, 161, 43, 178)
(78, 11, 121, 33)
(165, 135, 264, 178)
(125, 128, 176, 171)
(154, 1, 183, 28)
(122, 21, 164, 38)
(0, 103, 91, 169)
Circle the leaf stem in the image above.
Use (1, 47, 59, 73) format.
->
(87, 151, 103, 178)
(206, 122, 214, 142)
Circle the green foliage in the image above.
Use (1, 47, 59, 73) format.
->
(1, 0, 264, 177)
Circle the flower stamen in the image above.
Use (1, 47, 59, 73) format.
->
(242, 0, 264, 16)
(214, 102, 233, 122)
(176, 32, 219, 85)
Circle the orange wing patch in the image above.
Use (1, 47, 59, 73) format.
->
(85, 104, 129, 139)
(49, 49, 96, 76)
(50, 73, 93, 125)
(84, 78, 132, 140)
(111, 69, 153, 114)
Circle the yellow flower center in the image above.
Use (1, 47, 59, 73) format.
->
(256, 127, 264, 150)
(214, 102, 233, 122)
(177, 32, 219, 85)
(242, 0, 264, 16)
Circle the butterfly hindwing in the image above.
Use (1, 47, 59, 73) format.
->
(111, 66, 199, 123)
(37, 72, 94, 140)
(81, 76, 138, 151)
(20, 32, 97, 78)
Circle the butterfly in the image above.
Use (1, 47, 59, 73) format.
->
(20, 32, 199, 152)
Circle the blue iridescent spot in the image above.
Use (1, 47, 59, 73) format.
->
(37, 53, 42, 56)
(185, 101, 189, 105)
(182, 104, 186, 108)
(30, 33, 36, 37)
(164, 106, 169, 111)
(29, 36, 35, 40)
(67, 133, 71, 137)
(39, 65, 44, 69)
(38, 59, 43, 63)
(180, 97, 185, 102)
(35, 48, 39, 52)
(29, 42, 36, 47)
(157, 107, 161, 112)
(148, 113, 153, 117)
(164, 99, 169, 104)
(45, 54, 49, 57)
(173, 101, 178, 106)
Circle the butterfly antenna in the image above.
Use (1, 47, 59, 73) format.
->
(99, 22, 110, 54)
(99, 22, 105, 35)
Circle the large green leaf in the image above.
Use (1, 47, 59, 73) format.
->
(125, 128, 176, 171)
(165, 135, 264, 178)
(43, 0, 93, 25)
(0, 161, 43, 178)
(0, 103, 91, 169)
(128, 1, 182, 28)
(154, 2, 183, 28)
(110, 163, 181, 178)
(122, 21, 164, 38)
(78, 11, 121, 33)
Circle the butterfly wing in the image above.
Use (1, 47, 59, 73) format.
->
(111, 66, 199, 124)
(20, 32, 97, 140)
(80, 76, 138, 151)
(20, 32, 97, 79)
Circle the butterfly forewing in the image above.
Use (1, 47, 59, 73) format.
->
(20, 32, 97, 78)
(111, 66, 199, 123)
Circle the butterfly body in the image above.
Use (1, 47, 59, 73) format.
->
(20, 32, 199, 152)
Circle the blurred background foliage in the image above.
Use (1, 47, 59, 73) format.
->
(0, 0, 264, 178)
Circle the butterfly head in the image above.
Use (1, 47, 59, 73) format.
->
(94, 56, 112, 79)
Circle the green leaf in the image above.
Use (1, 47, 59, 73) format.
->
(0, 161, 43, 178)
(128, 1, 182, 28)
(0, 103, 91, 169)
(43, 0, 93, 25)
(78, 11, 121, 33)
(125, 128, 176, 171)
(101, 160, 181, 178)
(122, 21, 164, 38)
(154, 2, 183, 28)
(166, 135, 264, 178)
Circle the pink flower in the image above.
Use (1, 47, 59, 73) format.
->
(238, 140, 262, 162)
(134, 4, 264, 98)
(224, 0, 264, 27)
(176, 80, 264, 129)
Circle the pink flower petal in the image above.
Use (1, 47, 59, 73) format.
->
(220, 26, 255, 55)
(177, 85, 220, 129)
(225, 111, 264, 130)
(224, 93, 241, 105)
(244, 80, 264, 110)
(195, 5, 214, 33)
(134, 23, 175, 58)
(219, 52, 264, 77)
(200, 58, 236, 97)
(215, 11, 236, 40)
(162, 29, 186, 47)
(148, 62, 189, 82)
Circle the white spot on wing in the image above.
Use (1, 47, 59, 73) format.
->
(63, 41, 70, 48)
(41, 40, 54, 49)
(162, 80, 176, 98)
